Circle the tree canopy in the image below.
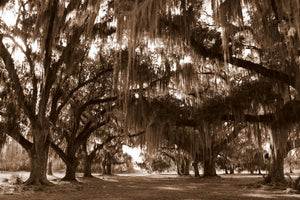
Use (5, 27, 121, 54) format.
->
(0, 0, 299, 187)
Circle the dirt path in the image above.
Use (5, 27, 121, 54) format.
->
(1, 173, 300, 200)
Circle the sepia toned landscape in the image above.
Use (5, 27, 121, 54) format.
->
(0, 0, 300, 199)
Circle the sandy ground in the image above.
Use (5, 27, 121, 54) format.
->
(0, 172, 300, 200)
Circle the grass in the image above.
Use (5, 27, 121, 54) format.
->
(0, 172, 300, 199)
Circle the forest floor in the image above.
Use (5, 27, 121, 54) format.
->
(0, 172, 300, 200)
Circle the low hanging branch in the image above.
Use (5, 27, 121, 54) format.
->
(159, 16, 295, 87)
(74, 120, 108, 150)
(190, 27, 294, 87)
(0, 122, 32, 151)
(86, 135, 117, 160)
(50, 142, 70, 165)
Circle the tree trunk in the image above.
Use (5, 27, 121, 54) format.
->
(25, 128, 51, 185)
(264, 148, 286, 184)
(62, 158, 78, 181)
(106, 161, 112, 175)
(84, 156, 93, 177)
(102, 160, 106, 174)
(176, 158, 184, 175)
(106, 152, 112, 175)
(176, 161, 183, 175)
(203, 158, 217, 177)
(183, 157, 190, 175)
(47, 160, 53, 176)
(192, 161, 200, 177)
(103, 152, 112, 175)
(225, 168, 228, 174)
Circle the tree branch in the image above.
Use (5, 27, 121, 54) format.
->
(214, 125, 245, 152)
(50, 68, 113, 122)
(161, 151, 176, 162)
(39, 0, 59, 118)
(0, 122, 32, 151)
(176, 113, 275, 127)
(50, 142, 70, 165)
(160, 16, 294, 87)
(0, 36, 35, 121)
(88, 135, 116, 160)
(128, 130, 145, 138)
(74, 120, 108, 150)
(79, 96, 118, 114)
(190, 36, 295, 87)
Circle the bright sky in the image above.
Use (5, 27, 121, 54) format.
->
(122, 145, 143, 163)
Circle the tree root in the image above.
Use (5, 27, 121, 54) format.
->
(24, 177, 53, 186)
(61, 176, 79, 182)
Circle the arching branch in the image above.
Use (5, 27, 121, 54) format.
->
(0, 37, 35, 121)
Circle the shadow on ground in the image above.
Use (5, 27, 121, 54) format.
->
(1, 172, 300, 200)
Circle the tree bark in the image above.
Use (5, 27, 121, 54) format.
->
(183, 157, 190, 175)
(103, 152, 112, 175)
(192, 161, 200, 177)
(84, 156, 93, 177)
(106, 161, 112, 175)
(203, 157, 217, 177)
(264, 148, 286, 184)
(25, 128, 51, 185)
(47, 160, 53, 176)
(229, 166, 234, 174)
(176, 161, 183, 175)
(62, 159, 78, 181)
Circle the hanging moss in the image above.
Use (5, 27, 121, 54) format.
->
(213, 0, 300, 64)
(125, 79, 284, 158)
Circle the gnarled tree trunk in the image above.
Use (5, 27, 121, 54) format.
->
(62, 159, 78, 181)
(264, 148, 286, 184)
(203, 156, 217, 177)
(84, 156, 93, 177)
(25, 128, 51, 185)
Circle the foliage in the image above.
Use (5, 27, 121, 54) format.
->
(0, 139, 30, 171)
(137, 151, 175, 173)
(0, 0, 299, 186)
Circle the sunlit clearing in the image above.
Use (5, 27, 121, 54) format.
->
(122, 145, 143, 163)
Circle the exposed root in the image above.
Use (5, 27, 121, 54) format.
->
(24, 177, 53, 186)
(61, 176, 79, 182)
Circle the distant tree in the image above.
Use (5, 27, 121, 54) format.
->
(82, 134, 116, 177)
